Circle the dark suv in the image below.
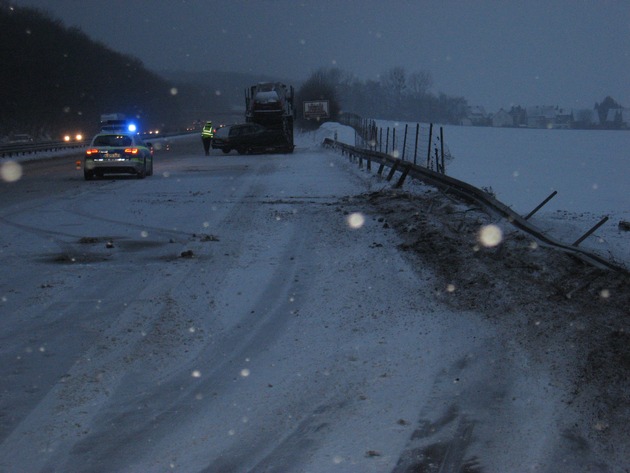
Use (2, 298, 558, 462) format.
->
(211, 123, 284, 154)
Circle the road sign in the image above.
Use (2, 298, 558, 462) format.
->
(303, 100, 330, 120)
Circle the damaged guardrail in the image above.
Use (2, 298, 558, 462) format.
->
(323, 137, 628, 275)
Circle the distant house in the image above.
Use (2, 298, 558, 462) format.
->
(526, 105, 572, 129)
(555, 109, 573, 129)
(572, 109, 599, 128)
(526, 106, 556, 128)
(491, 108, 513, 127)
(461, 106, 488, 126)
(605, 108, 630, 128)
(509, 106, 528, 127)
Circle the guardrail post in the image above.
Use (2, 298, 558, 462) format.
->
(385, 127, 390, 155)
(524, 191, 558, 220)
(395, 165, 410, 188)
(572, 216, 609, 247)
(386, 160, 399, 181)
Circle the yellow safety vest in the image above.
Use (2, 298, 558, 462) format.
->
(201, 123, 214, 138)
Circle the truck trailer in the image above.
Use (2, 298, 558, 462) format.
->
(244, 82, 294, 153)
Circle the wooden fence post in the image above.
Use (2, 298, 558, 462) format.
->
(392, 128, 396, 156)
(402, 124, 408, 161)
(413, 123, 420, 165)
(426, 123, 433, 168)
(379, 128, 383, 153)
(440, 127, 445, 173)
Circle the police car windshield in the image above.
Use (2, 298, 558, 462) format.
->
(93, 135, 133, 147)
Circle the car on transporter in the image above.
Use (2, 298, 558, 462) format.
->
(83, 132, 154, 180)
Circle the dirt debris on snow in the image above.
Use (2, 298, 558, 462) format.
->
(348, 187, 630, 466)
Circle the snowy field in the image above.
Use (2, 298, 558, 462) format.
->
(361, 121, 630, 270)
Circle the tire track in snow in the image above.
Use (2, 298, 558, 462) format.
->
(55, 189, 311, 472)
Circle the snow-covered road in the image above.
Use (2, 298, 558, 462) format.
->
(1, 131, 628, 472)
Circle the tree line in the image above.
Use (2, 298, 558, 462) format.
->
(296, 66, 468, 128)
(0, 2, 226, 140)
(296, 67, 627, 130)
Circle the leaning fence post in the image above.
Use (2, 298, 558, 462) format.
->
(524, 191, 558, 220)
(572, 216, 609, 247)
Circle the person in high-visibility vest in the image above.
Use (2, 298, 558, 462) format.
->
(201, 121, 214, 155)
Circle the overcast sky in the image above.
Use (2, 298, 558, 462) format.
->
(10, 0, 630, 111)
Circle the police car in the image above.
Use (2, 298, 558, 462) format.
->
(83, 118, 154, 180)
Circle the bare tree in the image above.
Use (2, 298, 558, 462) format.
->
(380, 67, 407, 115)
(407, 70, 433, 97)
(382, 67, 407, 97)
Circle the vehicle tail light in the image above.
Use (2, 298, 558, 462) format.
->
(86, 148, 99, 155)
(124, 148, 139, 154)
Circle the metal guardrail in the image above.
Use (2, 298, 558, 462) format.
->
(0, 131, 199, 159)
(0, 140, 89, 158)
(323, 137, 629, 275)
